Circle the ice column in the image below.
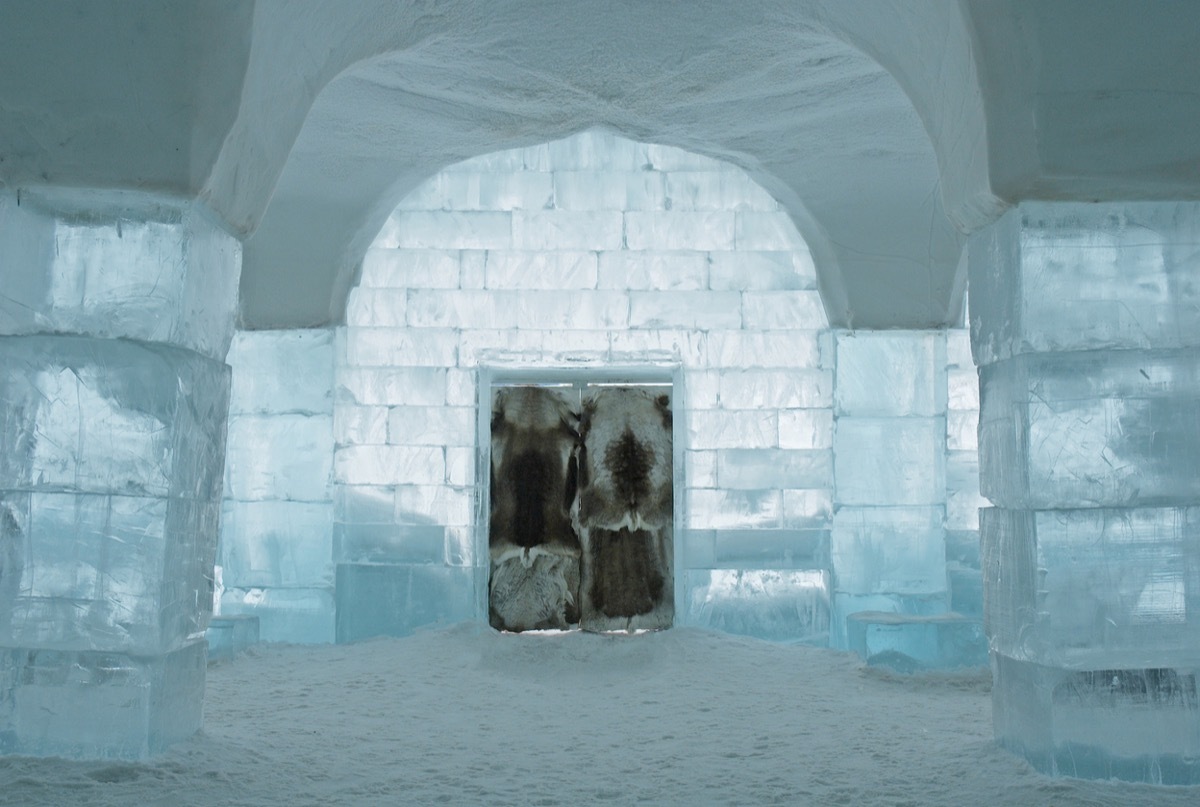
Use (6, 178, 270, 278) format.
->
(830, 332, 951, 653)
(0, 189, 240, 758)
(971, 202, 1200, 783)
(218, 331, 335, 643)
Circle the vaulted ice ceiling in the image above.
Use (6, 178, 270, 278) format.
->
(2, 0, 1198, 331)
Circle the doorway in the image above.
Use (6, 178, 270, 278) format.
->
(486, 377, 675, 632)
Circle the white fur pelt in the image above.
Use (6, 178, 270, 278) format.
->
(488, 545, 580, 632)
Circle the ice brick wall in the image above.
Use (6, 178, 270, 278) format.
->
(217, 331, 335, 643)
(335, 130, 835, 642)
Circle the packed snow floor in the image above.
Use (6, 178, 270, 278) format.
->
(2, 624, 1198, 806)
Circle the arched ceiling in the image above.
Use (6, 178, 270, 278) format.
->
(3, 1, 1200, 332)
(236, 1, 977, 330)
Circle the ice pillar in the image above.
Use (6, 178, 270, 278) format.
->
(971, 201, 1200, 783)
(0, 189, 240, 758)
(830, 332, 949, 649)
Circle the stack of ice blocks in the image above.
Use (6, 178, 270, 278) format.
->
(832, 331, 982, 668)
(218, 331, 335, 643)
(0, 189, 239, 758)
(971, 201, 1200, 783)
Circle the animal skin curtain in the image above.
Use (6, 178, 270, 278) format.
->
(488, 385, 673, 632)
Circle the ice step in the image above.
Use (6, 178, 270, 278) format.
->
(846, 611, 987, 672)
(205, 615, 260, 663)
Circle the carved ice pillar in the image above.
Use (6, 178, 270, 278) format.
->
(970, 201, 1200, 783)
(0, 189, 240, 758)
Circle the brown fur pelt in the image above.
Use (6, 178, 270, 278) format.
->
(576, 387, 673, 631)
(488, 386, 581, 630)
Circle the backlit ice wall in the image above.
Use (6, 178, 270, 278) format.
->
(219, 132, 984, 654)
(0, 189, 240, 758)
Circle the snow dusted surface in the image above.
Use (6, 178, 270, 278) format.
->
(2, 625, 1198, 806)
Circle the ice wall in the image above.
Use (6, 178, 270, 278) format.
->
(336, 131, 834, 642)
(217, 331, 335, 643)
(213, 132, 982, 651)
(971, 201, 1200, 783)
(0, 189, 240, 758)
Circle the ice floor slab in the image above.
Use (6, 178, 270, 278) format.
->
(335, 564, 474, 643)
(846, 611, 986, 672)
(969, 201, 1200, 364)
(992, 652, 1200, 784)
(0, 640, 206, 759)
(981, 506, 1200, 667)
(0, 335, 229, 500)
(684, 569, 829, 643)
(980, 349, 1200, 509)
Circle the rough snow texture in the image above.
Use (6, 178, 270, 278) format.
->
(1, 627, 1197, 806)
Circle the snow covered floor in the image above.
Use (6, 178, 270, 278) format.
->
(2, 625, 1198, 806)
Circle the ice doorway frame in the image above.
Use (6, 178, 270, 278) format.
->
(474, 363, 688, 629)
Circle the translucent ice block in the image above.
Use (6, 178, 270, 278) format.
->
(833, 418, 946, 506)
(596, 251, 708, 291)
(979, 349, 1200, 509)
(224, 414, 334, 502)
(684, 569, 829, 642)
(0, 640, 206, 759)
(831, 506, 947, 596)
(834, 331, 946, 417)
(554, 171, 666, 212)
(219, 500, 334, 588)
(227, 329, 333, 416)
(219, 587, 335, 644)
(969, 201, 1200, 365)
(334, 563, 473, 642)
(358, 248, 462, 289)
(829, 592, 947, 649)
(716, 449, 831, 490)
(981, 506, 1200, 668)
(0, 189, 240, 360)
(624, 211, 735, 250)
(512, 210, 623, 250)
(0, 335, 229, 501)
(664, 169, 780, 213)
(205, 614, 259, 662)
(1, 492, 218, 654)
(708, 251, 810, 291)
(483, 250, 598, 290)
(629, 291, 741, 330)
(846, 611, 986, 671)
(703, 528, 828, 569)
(991, 653, 1200, 784)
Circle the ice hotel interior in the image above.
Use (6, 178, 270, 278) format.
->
(1, 1, 1200, 804)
